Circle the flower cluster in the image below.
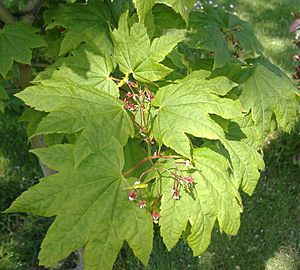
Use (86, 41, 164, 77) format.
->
(122, 80, 155, 112)
(170, 174, 195, 201)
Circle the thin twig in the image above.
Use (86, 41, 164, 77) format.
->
(123, 155, 180, 177)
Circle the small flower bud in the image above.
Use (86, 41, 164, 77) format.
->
(185, 175, 194, 185)
(128, 191, 137, 201)
(138, 200, 147, 208)
(151, 211, 161, 223)
(172, 190, 180, 200)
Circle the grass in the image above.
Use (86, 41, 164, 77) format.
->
(0, 0, 299, 269)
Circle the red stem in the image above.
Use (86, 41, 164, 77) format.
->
(123, 155, 179, 177)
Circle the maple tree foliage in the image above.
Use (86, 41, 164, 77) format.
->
(1, 0, 299, 269)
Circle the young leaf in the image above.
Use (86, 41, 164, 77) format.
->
(151, 76, 242, 158)
(112, 12, 185, 82)
(35, 46, 119, 97)
(0, 22, 46, 77)
(159, 146, 241, 255)
(15, 81, 134, 166)
(5, 140, 153, 270)
(239, 64, 300, 141)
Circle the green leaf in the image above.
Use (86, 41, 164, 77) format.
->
(19, 108, 47, 138)
(46, 2, 112, 55)
(151, 76, 242, 158)
(16, 80, 134, 166)
(123, 139, 151, 178)
(133, 0, 156, 22)
(6, 140, 153, 270)
(220, 116, 265, 195)
(156, 0, 195, 24)
(112, 12, 185, 82)
(0, 85, 8, 99)
(0, 22, 46, 77)
(239, 64, 300, 140)
(35, 46, 119, 97)
(188, 7, 262, 69)
(159, 146, 241, 254)
(152, 4, 186, 36)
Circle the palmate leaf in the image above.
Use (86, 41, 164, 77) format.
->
(220, 116, 265, 195)
(159, 146, 241, 255)
(35, 46, 119, 97)
(112, 12, 185, 82)
(239, 64, 299, 141)
(189, 7, 262, 69)
(132, 0, 156, 22)
(132, 0, 194, 23)
(151, 76, 242, 158)
(46, 1, 112, 55)
(15, 81, 134, 166)
(5, 140, 153, 270)
(0, 22, 46, 77)
(156, 0, 195, 24)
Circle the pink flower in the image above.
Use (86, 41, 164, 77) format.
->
(123, 98, 136, 111)
(185, 175, 194, 185)
(151, 211, 160, 223)
(128, 191, 137, 201)
(138, 200, 147, 208)
(126, 92, 135, 98)
(146, 92, 154, 102)
(172, 190, 180, 200)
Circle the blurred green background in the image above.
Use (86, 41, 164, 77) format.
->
(0, 0, 299, 269)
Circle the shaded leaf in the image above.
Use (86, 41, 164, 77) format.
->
(46, 2, 112, 55)
(0, 22, 46, 77)
(156, 0, 195, 24)
(239, 64, 299, 141)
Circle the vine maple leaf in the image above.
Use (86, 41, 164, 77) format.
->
(156, 0, 195, 24)
(219, 116, 265, 195)
(112, 12, 185, 82)
(189, 7, 262, 69)
(132, 0, 156, 22)
(16, 81, 134, 166)
(46, 1, 112, 55)
(0, 22, 46, 77)
(5, 140, 153, 270)
(132, 0, 194, 23)
(35, 46, 119, 97)
(158, 146, 241, 255)
(239, 64, 299, 141)
(151, 76, 242, 158)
